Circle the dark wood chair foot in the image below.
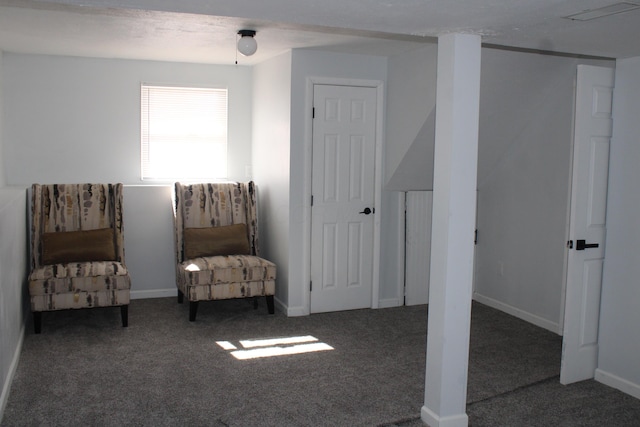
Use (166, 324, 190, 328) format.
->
(189, 301, 198, 321)
(253, 297, 259, 309)
(33, 312, 42, 334)
(121, 305, 129, 327)
(266, 295, 275, 314)
(177, 290, 184, 304)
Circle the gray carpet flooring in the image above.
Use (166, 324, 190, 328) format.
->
(2, 298, 639, 426)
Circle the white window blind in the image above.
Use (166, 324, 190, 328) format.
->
(141, 85, 228, 180)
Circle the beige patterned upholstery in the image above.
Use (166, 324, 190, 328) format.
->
(28, 183, 131, 333)
(173, 182, 276, 321)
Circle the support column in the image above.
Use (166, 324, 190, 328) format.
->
(421, 33, 481, 427)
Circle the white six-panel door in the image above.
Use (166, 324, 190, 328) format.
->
(310, 84, 377, 313)
(561, 65, 614, 384)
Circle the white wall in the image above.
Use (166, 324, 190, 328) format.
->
(4, 53, 252, 185)
(0, 51, 5, 187)
(0, 188, 28, 419)
(385, 43, 438, 191)
(473, 48, 612, 333)
(2, 53, 254, 297)
(252, 51, 292, 311)
(0, 52, 26, 420)
(122, 185, 176, 298)
(595, 56, 640, 399)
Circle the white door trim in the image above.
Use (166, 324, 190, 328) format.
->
(302, 76, 384, 313)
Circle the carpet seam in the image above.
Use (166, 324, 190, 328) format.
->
(466, 374, 561, 407)
(378, 376, 562, 426)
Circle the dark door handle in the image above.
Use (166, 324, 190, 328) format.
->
(359, 207, 372, 215)
(576, 239, 599, 250)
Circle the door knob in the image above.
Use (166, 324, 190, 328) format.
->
(359, 207, 372, 215)
(576, 239, 599, 250)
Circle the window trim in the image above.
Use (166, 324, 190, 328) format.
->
(140, 83, 229, 181)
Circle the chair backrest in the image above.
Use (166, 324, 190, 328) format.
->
(173, 181, 259, 263)
(31, 183, 125, 269)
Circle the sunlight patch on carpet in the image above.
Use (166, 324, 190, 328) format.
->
(216, 335, 334, 360)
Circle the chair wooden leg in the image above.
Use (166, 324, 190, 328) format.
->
(177, 289, 184, 304)
(266, 295, 275, 314)
(121, 305, 129, 327)
(189, 301, 199, 322)
(33, 312, 42, 334)
(253, 297, 259, 310)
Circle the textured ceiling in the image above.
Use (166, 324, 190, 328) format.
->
(1, 0, 639, 65)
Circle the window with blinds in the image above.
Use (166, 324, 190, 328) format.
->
(141, 84, 228, 180)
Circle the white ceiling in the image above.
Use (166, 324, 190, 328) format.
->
(1, 0, 639, 65)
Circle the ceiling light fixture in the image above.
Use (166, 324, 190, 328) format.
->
(237, 29, 257, 56)
(564, 2, 640, 21)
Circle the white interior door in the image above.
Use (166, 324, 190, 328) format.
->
(561, 65, 614, 384)
(310, 84, 377, 313)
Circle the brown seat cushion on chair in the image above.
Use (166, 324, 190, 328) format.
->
(41, 228, 117, 265)
(183, 223, 250, 260)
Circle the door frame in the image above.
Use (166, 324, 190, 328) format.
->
(302, 76, 384, 313)
(558, 68, 578, 336)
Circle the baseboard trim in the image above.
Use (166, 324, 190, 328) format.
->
(278, 295, 309, 317)
(285, 305, 310, 317)
(130, 289, 177, 300)
(473, 293, 561, 334)
(378, 298, 402, 309)
(421, 406, 468, 427)
(0, 323, 25, 421)
(595, 368, 640, 400)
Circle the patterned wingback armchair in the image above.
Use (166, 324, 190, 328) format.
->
(28, 183, 131, 333)
(173, 181, 276, 321)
